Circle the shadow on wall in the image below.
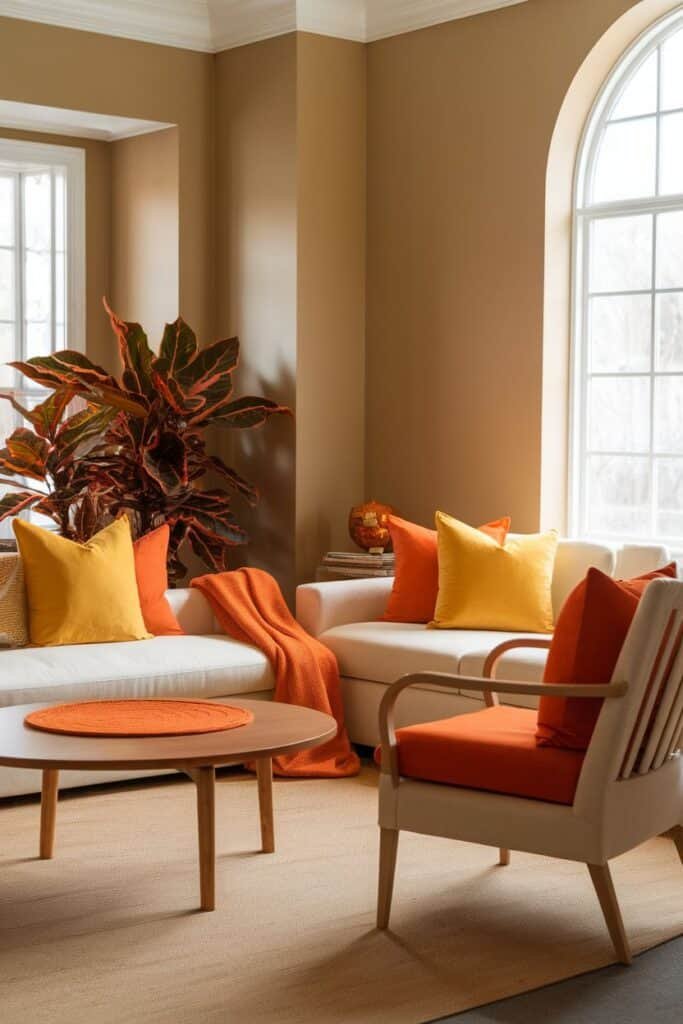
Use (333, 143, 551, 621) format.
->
(227, 360, 296, 603)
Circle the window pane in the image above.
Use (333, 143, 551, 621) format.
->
(24, 249, 51, 322)
(55, 250, 65, 326)
(592, 118, 656, 202)
(655, 292, 683, 370)
(0, 248, 14, 320)
(656, 210, 683, 289)
(659, 112, 683, 196)
(661, 29, 683, 111)
(23, 172, 51, 251)
(0, 322, 15, 387)
(589, 215, 653, 292)
(586, 455, 650, 536)
(589, 376, 650, 452)
(589, 294, 651, 372)
(25, 321, 51, 360)
(0, 175, 14, 247)
(654, 375, 683, 452)
(611, 50, 658, 119)
(54, 172, 65, 252)
(657, 458, 683, 538)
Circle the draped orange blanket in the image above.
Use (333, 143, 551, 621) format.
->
(191, 568, 360, 778)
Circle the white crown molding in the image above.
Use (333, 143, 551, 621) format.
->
(0, 99, 175, 142)
(0, 1, 529, 52)
(365, 0, 528, 42)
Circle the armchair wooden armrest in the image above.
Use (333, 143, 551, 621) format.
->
(378, 671, 627, 781)
(482, 638, 554, 707)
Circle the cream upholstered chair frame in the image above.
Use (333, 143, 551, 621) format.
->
(377, 578, 683, 965)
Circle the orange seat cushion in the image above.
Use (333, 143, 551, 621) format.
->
(536, 563, 677, 751)
(382, 514, 511, 623)
(133, 525, 184, 636)
(376, 706, 585, 805)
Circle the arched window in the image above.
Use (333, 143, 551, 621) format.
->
(571, 8, 683, 547)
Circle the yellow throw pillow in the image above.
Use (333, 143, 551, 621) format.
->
(13, 518, 151, 647)
(430, 512, 558, 633)
(0, 553, 29, 647)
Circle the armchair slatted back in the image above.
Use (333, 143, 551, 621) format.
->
(575, 578, 683, 817)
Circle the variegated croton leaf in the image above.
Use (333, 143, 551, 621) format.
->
(1, 300, 290, 574)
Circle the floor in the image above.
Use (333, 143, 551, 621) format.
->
(435, 936, 683, 1023)
(1, 768, 681, 1024)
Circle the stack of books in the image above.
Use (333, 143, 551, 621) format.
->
(317, 551, 396, 581)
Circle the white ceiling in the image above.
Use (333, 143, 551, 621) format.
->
(0, 1, 529, 52)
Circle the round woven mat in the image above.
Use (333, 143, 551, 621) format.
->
(24, 700, 253, 737)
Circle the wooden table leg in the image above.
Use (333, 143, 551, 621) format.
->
(40, 768, 59, 859)
(194, 766, 216, 911)
(256, 757, 275, 853)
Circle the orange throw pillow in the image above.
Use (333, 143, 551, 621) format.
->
(536, 563, 677, 751)
(133, 525, 184, 636)
(382, 514, 511, 623)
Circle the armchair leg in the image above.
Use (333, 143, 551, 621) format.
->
(587, 863, 632, 966)
(499, 848, 510, 866)
(377, 828, 399, 930)
(669, 826, 683, 865)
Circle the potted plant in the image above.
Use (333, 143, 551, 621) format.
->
(0, 302, 290, 580)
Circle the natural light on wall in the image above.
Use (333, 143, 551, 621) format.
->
(0, 138, 85, 539)
(572, 9, 683, 547)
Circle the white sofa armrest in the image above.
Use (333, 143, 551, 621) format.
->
(296, 577, 393, 637)
(164, 588, 222, 635)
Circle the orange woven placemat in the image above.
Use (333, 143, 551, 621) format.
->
(24, 700, 253, 737)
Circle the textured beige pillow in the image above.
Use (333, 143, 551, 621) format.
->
(0, 553, 29, 647)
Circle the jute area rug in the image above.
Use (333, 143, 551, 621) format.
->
(0, 765, 681, 1024)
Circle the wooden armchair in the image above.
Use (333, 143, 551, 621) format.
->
(377, 578, 683, 964)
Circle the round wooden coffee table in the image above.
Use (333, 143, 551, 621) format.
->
(0, 699, 337, 912)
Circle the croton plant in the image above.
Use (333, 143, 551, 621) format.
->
(0, 302, 290, 581)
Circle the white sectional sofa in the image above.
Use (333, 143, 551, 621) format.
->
(0, 588, 275, 798)
(296, 540, 671, 747)
(0, 538, 670, 798)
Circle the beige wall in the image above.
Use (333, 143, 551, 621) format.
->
(111, 127, 180, 344)
(0, 126, 112, 367)
(214, 35, 299, 598)
(296, 34, 367, 583)
(0, 16, 213, 340)
(365, 0, 646, 534)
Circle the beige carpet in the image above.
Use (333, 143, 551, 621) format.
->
(0, 766, 681, 1024)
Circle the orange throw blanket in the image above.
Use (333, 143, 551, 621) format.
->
(191, 568, 360, 778)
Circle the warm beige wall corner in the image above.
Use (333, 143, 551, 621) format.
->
(365, 0, 647, 534)
(111, 128, 180, 344)
(214, 35, 298, 600)
(296, 33, 367, 583)
(0, 16, 213, 343)
(0, 126, 112, 367)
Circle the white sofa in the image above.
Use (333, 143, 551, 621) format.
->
(0, 539, 671, 799)
(296, 540, 672, 747)
(0, 588, 275, 798)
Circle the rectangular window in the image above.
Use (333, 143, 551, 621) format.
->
(0, 139, 85, 539)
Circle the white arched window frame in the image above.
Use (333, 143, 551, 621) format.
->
(571, 7, 683, 549)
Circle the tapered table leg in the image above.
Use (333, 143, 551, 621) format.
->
(40, 768, 59, 859)
(195, 766, 216, 911)
(256, 757, 275, 853)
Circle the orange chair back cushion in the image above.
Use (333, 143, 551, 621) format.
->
(536, 563, 677, 750)
(382, 514, 511, 623)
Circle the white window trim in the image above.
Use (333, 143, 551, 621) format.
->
(569, 5, 683, 550)
(0, 137, 86, 363)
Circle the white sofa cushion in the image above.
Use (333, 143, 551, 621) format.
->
(458, 645, 550, 708)
(319, 621, 549, 687)
(0, 635, 274, 706)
